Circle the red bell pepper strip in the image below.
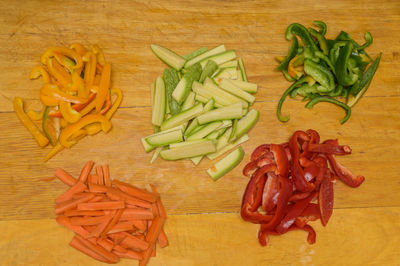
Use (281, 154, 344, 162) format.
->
(307, 142, 352, 155)
(270, 144, 290, 178)
(250, 144, 270, 161)
(261, 172, 279, 212)
(327, 154, 364, 187)
(319, 169, 334, 226)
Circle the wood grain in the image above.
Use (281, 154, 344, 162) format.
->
(1, 207, 399, 265)
(0, 0, 400, 265)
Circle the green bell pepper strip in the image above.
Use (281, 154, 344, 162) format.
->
(335, 30, 372, 60)
(330, 41, 346, 66)
(356, 32, 373, 51)
(315, 51, 335, 74)
(335, 41, 359, 86)
(282, 70, 295, 82)
(286, 23, 319, 60)
(304, 59, 335, 92)
(347, 52, 382, 107)
(328, 85, 343, 97)
(309, 28, 329, 55)
(305, 96, 352, 124)
(313, 20, 327, 35)
(277, 37, 299, 71)
(277, 76, 311, 122)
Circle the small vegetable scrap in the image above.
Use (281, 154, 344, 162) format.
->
(276, 21, 381, 124)
(54, 161, 167, 265)
(142, 44, 260, 181)
(241, 129, 364, 246)
(14, 44, 123, 161)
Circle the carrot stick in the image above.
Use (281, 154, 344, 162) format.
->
(78, 161, 94, 183)
(112, 244, 128, 253)
(70, 216, 107, 226)
(56, 182, 87, 204)
(75, 234, 119, 263)
(131, 220, 147, 232)
(96, 165, 104, 185)
(119, 208, 154, 221)
(106, 187, 152, 209)
(88, 174, 98, 184)
(139, 216, 164, 266)
(56, 216, 90, 238)
(101, 209, 124, 238)
(151, 244, 156, 257)
(70, 236, 110, 263)
(102, 165, 111, 187)
(55, 168, 76, 187)
(55, 193, 95, 214)
(150, 184, 167, 219)
(87, 195, 106, 203)
(113, 249, 143, 260)
(108, 232, 127, 245)
(88, 183, 108, 193)
(85, 210, 115, 239)
(71, 192, 95, 199)
(97, 238, 114, 252)
(113, 180, 158, 202)
(120, 232, 149, 251)
(157, 228, 169, 248)
(78, 201, 125, 211)
(107, 222, 134, 234)
(64, 210, 105, 217)
(151, 202, 159, 217)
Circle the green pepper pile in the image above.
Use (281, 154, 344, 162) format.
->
(276, 21, 381, 124)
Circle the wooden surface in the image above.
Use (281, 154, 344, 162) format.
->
(1, 0, 400, 265)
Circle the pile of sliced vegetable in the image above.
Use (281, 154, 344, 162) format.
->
(142, 44, 260, 180)
(13, 44, 123, 161)
(54, 161, 167, 265)
(241, 129, 364, 246)
(276, 21, 381, 124)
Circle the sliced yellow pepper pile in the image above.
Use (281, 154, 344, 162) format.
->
(14, 44, 123, 162)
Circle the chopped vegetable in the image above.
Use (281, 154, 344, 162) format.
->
(241, 129, 364, 246)
(14, 44, 123, 161)
(276, 21, 381, 124)
(53, 161, 168, 265)
(147, 44, 259, 179)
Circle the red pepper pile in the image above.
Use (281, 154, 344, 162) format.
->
(241, 129, 365, 246)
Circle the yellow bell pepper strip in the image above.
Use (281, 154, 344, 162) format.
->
(96, 62, 111, 112)
(83, 52, 97, 98)
(59, 114, 111, 148)
(41, 46, 83, 70)
(53, 53, 77, 74)
(47, 58, 71, 89)
(49, 93, 95, 118)
(13, 97, 49, 147)
(93, 74, 101, 86)
(105, 88, 123, 120)
(70, 43, 87, 57)
(42, 106, 60, 146)
(70, 67, 84, 92)
(40, 84, 88, 106)
(99, 91, 111, 115)
(43, 129, 86, 162)
(90, 44, 106, 66)
(79, 98, 96, 116)
(29, 66, 51, 84)
(84, 88, 123, 135)
(60, 101, 82, 123)
(27, 108, 45, 121)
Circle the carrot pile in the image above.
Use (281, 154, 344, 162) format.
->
(54, 161, 168, 265)
(13, 44, 123, 162)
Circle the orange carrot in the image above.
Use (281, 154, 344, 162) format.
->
(140, 216, 164, 266)
(113, 180, 158, 202)
(64, 210, 105, 217)
(97, 238, 114, 252)
(55, 193, 95, 214)
(55, 168, 76, 186)
(87, 195, 106, 203)
(151, 202, 159, 217)
(120, 232, 149, 251)
(106, 187, 152, 209)
(96, 165, 104, 185)
(78, 161, 94, 183)
(88, 174, 98, 184)
(107, 222, 134, 234)
(101, 208, 124, 238)
(56, 182, 87, 204)
(78, 201, 125, 211)
(151, 184, 167, 219)
(108, 232, 127, 245)
(70, 236, 110, 263)
(85, 210, 115, 239)
(113, 249, 143, 260)
(120, 208, 154, 221)
(70, 216, 107, 226)
(151, 244, 156, 257)
(112, 244, 128, 253)
(102, 165, 111, 187)
(75, 234, 119, 263)
(157, 228, 169, 248)
(88, 183, 108, 193)
(56, 216, 90, 238)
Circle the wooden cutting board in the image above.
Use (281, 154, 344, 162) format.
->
(0, 0, 399, 265)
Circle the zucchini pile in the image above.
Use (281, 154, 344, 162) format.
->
(142, 44, 259, 181)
